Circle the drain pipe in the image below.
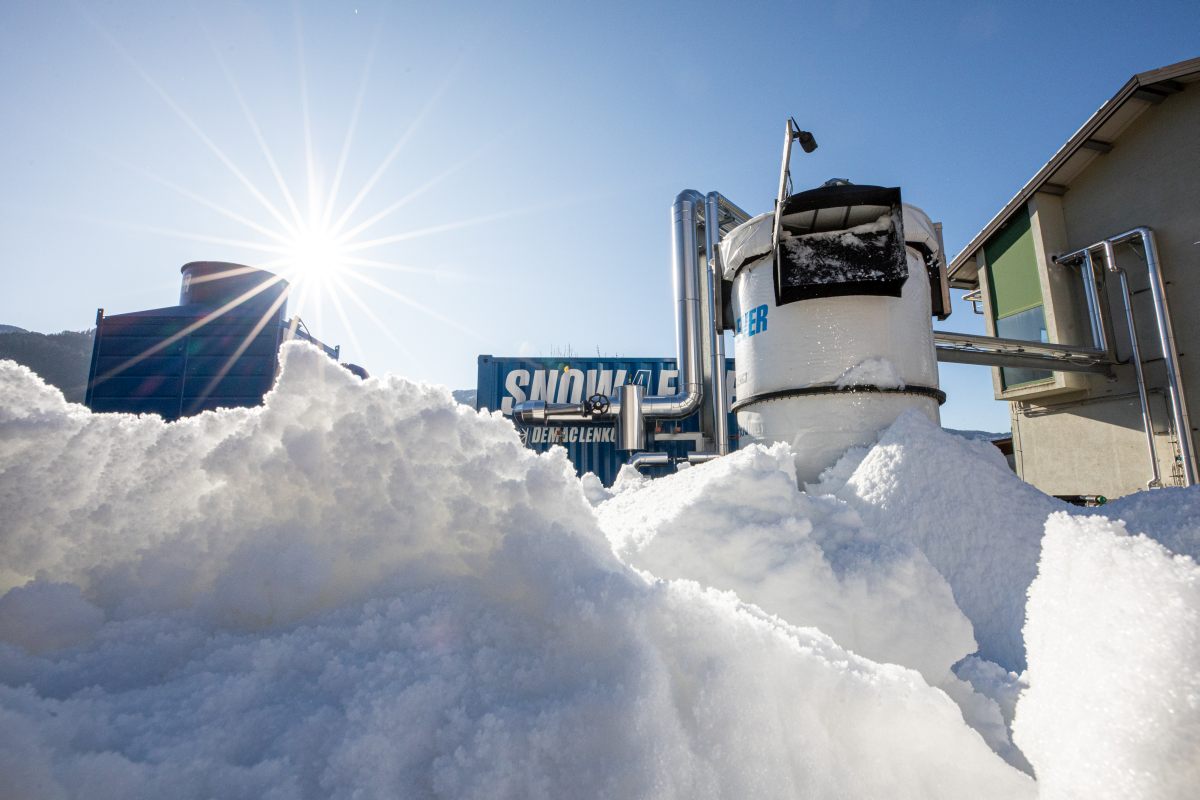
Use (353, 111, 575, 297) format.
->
(1108, 228, 1196, 485)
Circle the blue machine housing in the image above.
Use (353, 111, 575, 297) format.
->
(476, 354, 738, 485)
(85, 262, 338, 421)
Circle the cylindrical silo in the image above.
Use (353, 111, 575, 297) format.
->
(180, 261, 289, 320)
(721, 183, 943, 484)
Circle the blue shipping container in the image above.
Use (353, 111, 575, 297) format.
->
(476, 355, 737, 486)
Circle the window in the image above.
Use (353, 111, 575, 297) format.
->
(984, 206, 1053, 389)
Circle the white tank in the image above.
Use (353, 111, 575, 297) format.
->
(721, 189, 943, 484)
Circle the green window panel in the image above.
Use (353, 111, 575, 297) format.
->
(985, 206, 1043, 320)
(984, 205, 1054, 389)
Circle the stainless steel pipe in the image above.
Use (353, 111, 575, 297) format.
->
(1107, 228, 1196, 485)
(1104, 240, 1162, 489)
(1079, 249, 1110, 355)
(641, 190, 707, 419)
(1051, 245, 1112, 359)
(628, 451, 671, 470)
(512, 190, 710, 427)
(616, 384, 646, 451)
(706, 192, 730, 455)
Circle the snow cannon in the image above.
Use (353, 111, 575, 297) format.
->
(721, 183, 948, 483)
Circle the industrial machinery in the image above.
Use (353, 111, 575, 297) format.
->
(515, 118, 1189, 489)
(515, 120, 952, 481)
(86, 261, 341, 420)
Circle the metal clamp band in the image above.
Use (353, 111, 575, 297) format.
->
(730, 383, 947, 413)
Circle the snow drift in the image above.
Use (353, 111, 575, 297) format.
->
(596, 441, 975, 686)
(3, 343, 1199, 798)
(1015, 513, 1200, 799)
(0, 347, 1032, 799)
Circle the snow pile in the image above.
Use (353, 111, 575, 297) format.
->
(596, 442, 973, 685)
(824, 412, 1062, 671)
(1014, 513, 1200, 799)
(0, 346, 1034, 799)
(1094, 486, 1200, 559)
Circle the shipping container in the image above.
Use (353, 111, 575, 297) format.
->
(476, 355, 738, 485)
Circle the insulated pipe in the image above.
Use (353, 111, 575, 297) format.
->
(616, 384, 646, 451)
(705, 192, 730, 455)
(1108, 229, 1196, 485)
(1104, 239, 1162, 489)
(628, 451, 671, 470)
(513, 190, 710, 427)
(641, 190, 707, 419)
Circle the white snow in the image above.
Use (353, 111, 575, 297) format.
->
(1, 344, 1198, 797)
(596, 441, 974, 686)
(0, 345, 1032, 799)
(827, 412, 1060, 671)
(1014, 513, 1200, 799)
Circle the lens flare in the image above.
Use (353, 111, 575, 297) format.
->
(284, 223, 347, 285)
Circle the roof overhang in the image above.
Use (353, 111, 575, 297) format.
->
(948, 56, 1200, 289)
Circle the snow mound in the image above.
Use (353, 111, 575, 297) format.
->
(831, 411, 1061, 671)
(1015, 512, 1200, 799)
(1092, 486, 1200, 560)
(596, 441, 975, 685)
(0, 346, 1032, 799)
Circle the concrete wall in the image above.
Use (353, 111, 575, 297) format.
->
(1010, 86, 1200, 496)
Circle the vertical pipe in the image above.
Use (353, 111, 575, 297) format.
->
(639, 191, 705, 418)
(705, 192, 730, 456)
(1078, 249, 1109, 355)
(1103, 240, 1162, 489)
(1122, 229, 1196, 485)
(617, 383, 646, 451)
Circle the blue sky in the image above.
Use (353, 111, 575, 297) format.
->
(1, 0, 1196, 431)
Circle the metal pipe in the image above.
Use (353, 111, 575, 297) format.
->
(640, 190, 707, 419)
(1103, 240, 1162, 489)
(513, 191, 708, 427)
(514, 190, 749, 475)
(772, 120, 795, 257)
(512, 399, 601, 425)
(705, 192, 730, 456)
(628, 451, 671, 470)
(1078, 249, 1109, 354)
(933, 330, 1110, 367)
(616, 383, 646, 451)
(1108, 228, 1196, 485)
(1053, 246, 1114, 360)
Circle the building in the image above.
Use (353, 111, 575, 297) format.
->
(86, 261, 339, 420)
(949, 57, 1200, 498)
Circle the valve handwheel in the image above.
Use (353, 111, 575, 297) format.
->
(585, 393, 610, 416)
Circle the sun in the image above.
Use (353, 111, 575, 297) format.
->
(284, 224, 348, 285)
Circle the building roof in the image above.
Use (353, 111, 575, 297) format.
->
(948, 56, 1200, 289)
